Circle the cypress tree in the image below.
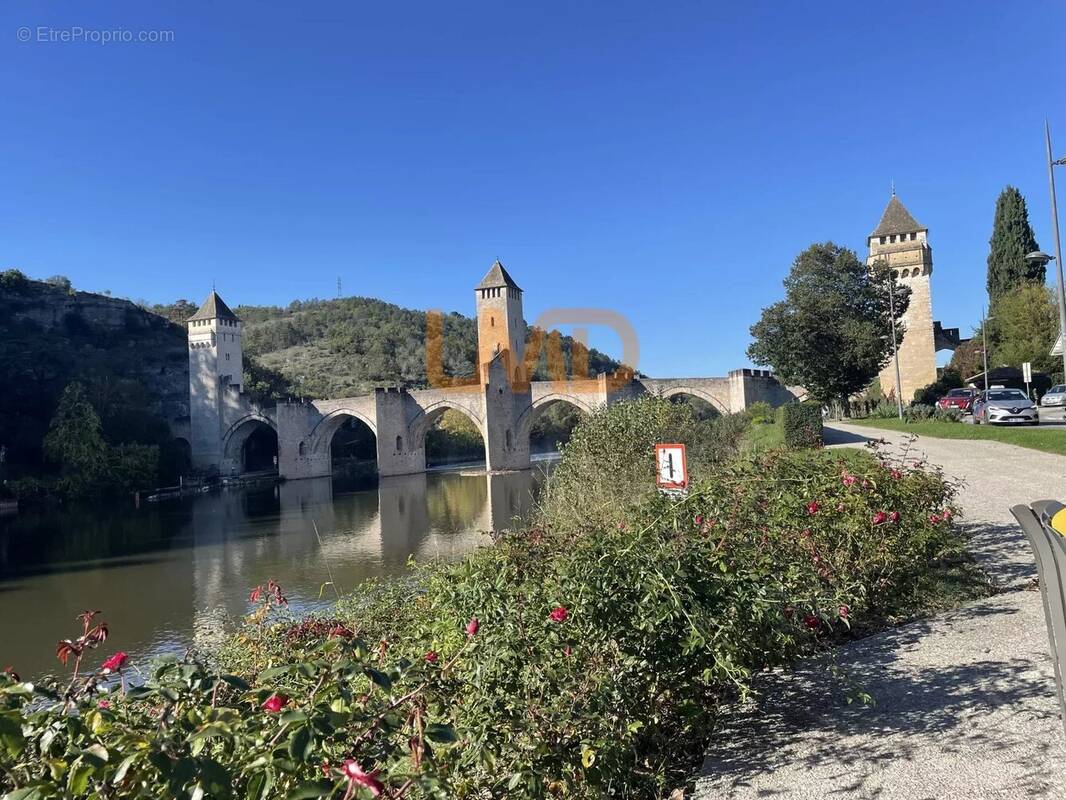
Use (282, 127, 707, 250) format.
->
(987, 186, 1042, 306)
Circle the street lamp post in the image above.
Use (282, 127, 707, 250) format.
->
(1038, 120, 1066, 382)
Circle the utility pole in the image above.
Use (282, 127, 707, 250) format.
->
(982, 307, 990, 394)
(1044, 121, 1066, 382)
(884, 259, 904, 419)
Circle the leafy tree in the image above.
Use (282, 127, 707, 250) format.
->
(990, 282, 1062, 381)
(0, 268, 29, 291)
(45, 274, 73, 294)
(150, 299, 198, 324)
(43, 381, 108, 489)
(947, 332, 984, 381)
(747, 242, 909, 410)
(987, 186, 1042, 307)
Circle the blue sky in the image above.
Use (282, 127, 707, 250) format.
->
(2, 1, 1064, 377)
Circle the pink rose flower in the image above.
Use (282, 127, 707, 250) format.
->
(807, 501, 820, 515)
(465, 617, 479, 637)
(872, 511, 888, 525)
(889, 511, 900, 523)
(838, 605, 850, 619)
(424, 650, 439, 664)
(549, 606, 569, 623)
(343, 760, 385, 797)
(261, 693, 287, 713)
(101, 652, 129, 674)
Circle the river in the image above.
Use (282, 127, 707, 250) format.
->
(0, 463, 551, 679)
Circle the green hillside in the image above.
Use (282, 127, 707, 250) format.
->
(225, 296, 624, 399)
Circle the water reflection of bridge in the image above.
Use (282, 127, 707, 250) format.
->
(188, 469, 541, 651)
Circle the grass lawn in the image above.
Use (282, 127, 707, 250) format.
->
(850, 417, 1066, 457)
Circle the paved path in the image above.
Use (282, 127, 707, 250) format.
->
(695, 423, 1066, 800)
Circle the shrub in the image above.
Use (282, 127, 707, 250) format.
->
(904, 404, 936, 422)
(0, 268, 29, 291)
(866, 400, 902, 419)
(933, 407, 963, 423)
(913, 369, 963, 407)
(1, 445, 970, 799)
(534, 397, 750, 532)
(746, 400, 774, 424)
(778, 401, 823, 448)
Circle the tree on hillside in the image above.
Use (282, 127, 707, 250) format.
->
(747, 242, 909, 410)
(43, 381, 108, 489)
(990, 283, 1062, 381)
(987, 186, 1042, 306)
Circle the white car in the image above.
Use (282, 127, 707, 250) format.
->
(1042, 385, 1066, 408)
(973, 388, 1039, 425)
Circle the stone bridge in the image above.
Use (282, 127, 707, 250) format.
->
(207, 364, 798, 479)
(186, 262, 802, 480)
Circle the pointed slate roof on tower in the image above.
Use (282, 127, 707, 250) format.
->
(188, 291, 240, 322)
(476, 259, 522, 291)
(871, 194, 926, 237)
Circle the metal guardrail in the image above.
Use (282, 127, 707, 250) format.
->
(1011, 500, 1066, 736)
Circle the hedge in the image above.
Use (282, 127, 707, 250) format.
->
(779, 401, 823, 448)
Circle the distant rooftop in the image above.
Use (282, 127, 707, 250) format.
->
(871, 194, 926, 237)
(188, 291, 240, 322)
(476, 259, 522, 291)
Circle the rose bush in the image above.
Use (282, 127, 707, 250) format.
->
(0, 401, 985, 799)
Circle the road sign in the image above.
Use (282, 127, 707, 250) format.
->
(1024, 362, 1033, 383)
(655, 443, 688, 493)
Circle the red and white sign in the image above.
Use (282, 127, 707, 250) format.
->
(655, 443, 688, 491)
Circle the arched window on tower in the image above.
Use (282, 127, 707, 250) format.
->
(395, 435, 403, 452)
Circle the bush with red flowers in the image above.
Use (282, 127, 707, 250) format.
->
(0, 400, 983, 800)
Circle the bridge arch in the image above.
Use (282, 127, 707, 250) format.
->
(307, 408, 378, 455)
(409, 400, 487, 468)
(222, 413, 278, 473)
(658, 387, 729, 415)
(517, 394, 595, 451)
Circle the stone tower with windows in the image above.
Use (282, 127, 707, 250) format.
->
(868, 195, 938, 403)
(187, 291, 244, 469)
(475, 260, 525, 384)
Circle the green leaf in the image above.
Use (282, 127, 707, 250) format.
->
(67, 758, 94, 794)
(3, 787, 47, 800)
(287, 725, 313, 763)
(425, 722, 457, 743)
(221, 674, 251, 691)
(279, 710, 308, 726)
(112, 754, 137, 784)
(81, 742, 109, 766)
(363, 667, 392, 690)
(257, 665, 296, 680)
(284, 779, 333, 799)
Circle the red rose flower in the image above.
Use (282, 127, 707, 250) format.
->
(807, 501, 820, 515)
(872, 511, 888, 525)
(929, 513, 941, 524)
(783, 605, 795, 619)
(343, 761, 385, 797)
(804, 614, 820, 630)
(549, 606, 569, 623)
(97, 699, 111, 709)
(694, 514, 704, 525)
(889, 511, 900, 523)
(101, 651, 129, 673)
(261, 693, 287, 713)
(424, 650, 439, 664)
(841, 473, 857, 487)
(465, 617, 479, 637)
(249, 586, 262, 603)
(891, 469, 903, 480)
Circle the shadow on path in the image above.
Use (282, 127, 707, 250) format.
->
(822, 424, 873, 446)
(698, 593, 1064, 798)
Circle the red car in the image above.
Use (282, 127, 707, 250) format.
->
(937, 388, 977, 413)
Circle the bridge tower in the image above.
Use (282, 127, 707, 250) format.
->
(867, 194, 937, 403)
(187, 291, 244, 470)
(476, 260, 526, 384)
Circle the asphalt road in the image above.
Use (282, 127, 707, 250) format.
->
(694, 423, 1066, 800)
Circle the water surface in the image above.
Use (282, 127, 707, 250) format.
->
(0, 466, 548, 678)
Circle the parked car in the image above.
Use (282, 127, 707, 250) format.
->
(973, 388, 1039, 425)
(1041, 385, 1066, 408)
(937, 388, 977, 413)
